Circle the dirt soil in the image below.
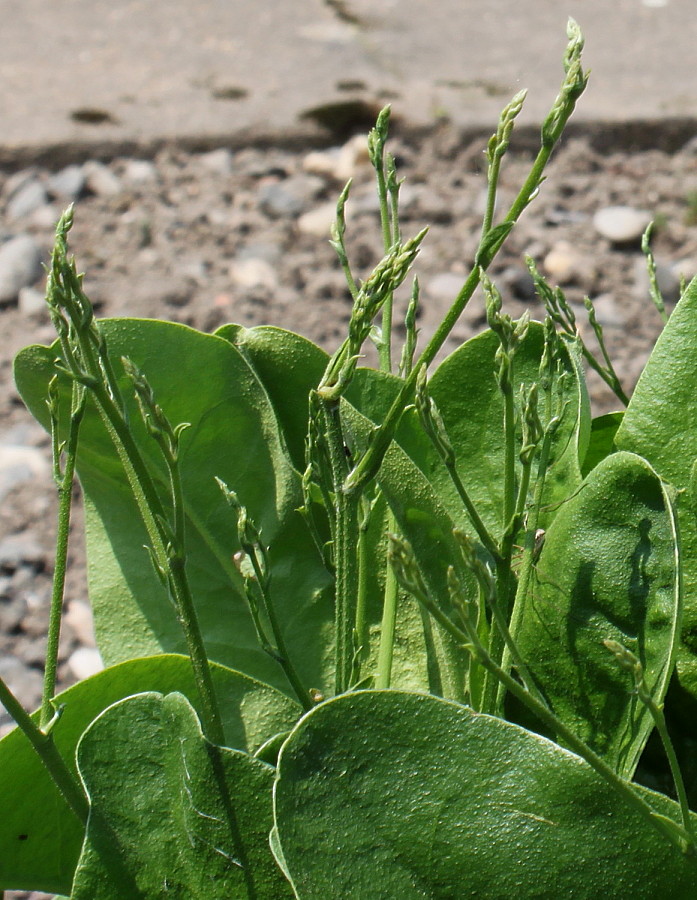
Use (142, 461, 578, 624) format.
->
(2, 125, 697, 898)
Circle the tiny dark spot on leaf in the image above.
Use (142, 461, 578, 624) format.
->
(18, 833, 28, 841)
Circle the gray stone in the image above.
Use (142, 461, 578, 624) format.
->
(83, 160, 122, 196)
(258, 175, 323, 218)
(6, 179, 48, 220)
(592, 205, 652, 244)
(0, 234, 43, 304)
(47, 164, 86, 200)
(633, 255, 681, 305)
(588, 293, 624, 327)
(425, 272, 466, 303)
(0, 444, 50, 502)
(0, 656, 44, 711)
(0, 533, 47, 572)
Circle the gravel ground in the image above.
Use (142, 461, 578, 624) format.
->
(2, 125, 697, 898)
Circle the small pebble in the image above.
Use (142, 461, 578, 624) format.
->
(68, 646, 104, 681)
(0, 533, 47, 572)
(198, 147, 234, 175)
(589, 293, 624, 327)
(0, 234, 43, 304)
(83, 160, 122, 196)
(47, 164, 86, 201)
(297, 201, 337, 237)
(593, 205, 652, 244)
(0, 445, 50, 501)
(303, 134, 369, 182)
(633, 255, 681, 305)
(229, 257, 278, 290)
(6, 179, 49, 221)
(18, 285, 47, 317)
(64, 599, 97, 647)
(425, 272, 466, 302)
(543, 240, 593, 286)
(258, 175, 323, 218)
(122, 159, 158, 185)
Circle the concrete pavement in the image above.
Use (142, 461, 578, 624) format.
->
(1, 0, 696, 163)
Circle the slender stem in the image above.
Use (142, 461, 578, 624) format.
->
(648, 697, 694, 844)
(376, 528, 399, 689)
(322, 401, 360, 694)
(247, 554, 313, 712)
(351, 496, 373, 684)
(0, 675, 88, 824)
(41, 383, 85, 729)
(501, 383, 517, 531)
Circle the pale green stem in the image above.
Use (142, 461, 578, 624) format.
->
(375, 538, 399, 689)
(646, 695, 694, 844)
(0, 675, 88, 825)
(41, 384, 84, 729)
(322, 401, 360, 694)
(247, 553, 313, 712)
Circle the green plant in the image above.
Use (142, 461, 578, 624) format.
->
(3, 19, 697, 898)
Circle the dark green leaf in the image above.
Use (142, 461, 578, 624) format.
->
(581, 411, 622, 477)
(274, 691, 697, 899)
(615, 277, 697, 714)
(71, 692, 292, 898)
(0, 654, 299, 894)
(516, 451, 680, 777)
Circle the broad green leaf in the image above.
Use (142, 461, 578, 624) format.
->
(615, 277, 697, 710)
(516, 451, 680, 777)
(13, 320, 333, 695)
(71, 692, 292, 899)
(0, 654, 299, 895)
(581, 410, 622, 477)
(274, 691, 697, 899)
(215, 324, 328, 473)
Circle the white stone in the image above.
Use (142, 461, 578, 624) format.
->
(122, 159, 158, 185)
(18, 286, 47, 316)
(592, 205, 652, 243)
(64, 599, 97, 647)
(198, 148, 233, 175)
(297, 201, 338, 237)
(83, 160, 122, 196)
(68, 646, 104, 681)
(229, 257, 278, 289)
(0, 234, 43, 303)
(542, 240, 587, 284)
(303, 134, 370, 182)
